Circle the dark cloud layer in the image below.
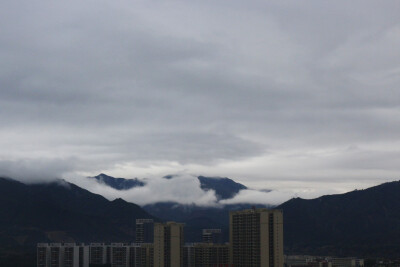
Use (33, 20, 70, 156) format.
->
(1, 0, 399, 201)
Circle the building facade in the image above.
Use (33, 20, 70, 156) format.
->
(89, 242, 109, 265)
(37, 243, 89, 267)
(136, 219, 154, 244)
(230, 208, 284, 267)
(183, 242, 230, 267)
(111, 243, 129, 267)
(130, 243, 154, 267)
(153, 222, 184, 267)
(202, 229, 223, 244)
(38, 243, 153, 267)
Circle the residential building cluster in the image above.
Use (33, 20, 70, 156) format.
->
(37, 208, 283, 267)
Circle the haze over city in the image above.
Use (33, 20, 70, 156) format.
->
(1, 0, 400, 205)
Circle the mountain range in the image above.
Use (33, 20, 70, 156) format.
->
(1, 175, 400, 266)
(278, 181, 400, 258)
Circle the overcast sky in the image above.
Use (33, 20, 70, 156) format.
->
(1, 0, 400, 203)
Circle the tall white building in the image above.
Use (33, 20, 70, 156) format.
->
(153, 222, 184, 267)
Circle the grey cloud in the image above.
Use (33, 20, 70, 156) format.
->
(0, 0, 399, 198)
(0, 158, 77, 183)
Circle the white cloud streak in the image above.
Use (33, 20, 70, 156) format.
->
(67, 174, 218, 206)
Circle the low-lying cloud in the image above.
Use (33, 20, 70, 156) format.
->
(67, 174, 339, 206)
(68, 174, 219, 206)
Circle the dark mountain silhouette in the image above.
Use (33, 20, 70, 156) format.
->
(90, 173, 248, 200)
(198, 176, 247, 200)
(0, 177, 154, 247)
(3, 175, 400, 265)
(89, 173, 145, 190)
(278, 180, 400, 258)
(0, 177, 155, 266)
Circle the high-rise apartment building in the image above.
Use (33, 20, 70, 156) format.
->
(230, 208, 283, 267)
(153, 222, 184, 267)
(136, 219, 154, 243)
(202, 229, 223, 244)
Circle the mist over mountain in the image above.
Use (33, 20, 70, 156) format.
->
(89, 173, 146, 190)
(88, 173, 249, 201)
(85, 173, 272, 241)
(198, 176, 248, 200)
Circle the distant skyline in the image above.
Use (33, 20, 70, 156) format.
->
(1, 1, 400, 203)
